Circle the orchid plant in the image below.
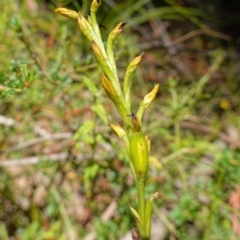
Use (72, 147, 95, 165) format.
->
(55, 1, 160, 239)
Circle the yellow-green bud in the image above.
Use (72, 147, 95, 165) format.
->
(55, 8, 78, 19)
(136, 84, 159, 124)
(109, 22, 127, 41)
(102, 75, 128, 121)
(101, 75, 119, 101)
(130, 132, 149, 181)
(127, 53, 143, 73)
(127, 113, 147, 179)
(92, 41, 106, 64)
(141, 84, 159, 109)
(91, 0, 101, 13)
(78, 12, 95, 41)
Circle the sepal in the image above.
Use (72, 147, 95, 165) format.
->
(55, 8, 78, 19)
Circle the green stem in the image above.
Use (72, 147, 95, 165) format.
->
(136, 179, 149, 239)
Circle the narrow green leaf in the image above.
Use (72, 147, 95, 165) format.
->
(91, 103, 108, 125)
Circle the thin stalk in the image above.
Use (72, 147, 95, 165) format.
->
(136, 179, 149, 239)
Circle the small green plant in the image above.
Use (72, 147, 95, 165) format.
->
(55, 1, 160, 239)
(0, 63, 36, 96)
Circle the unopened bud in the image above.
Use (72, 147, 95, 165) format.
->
(102, 74, 119, 102)
(92, 41, 106, 64)
(78, 12, 95, 41)
(136, 84, 159, 124)
(55, 8, 78, 19)
(109, 22, 127, 41)
(127, 53, 143, 73)
(102, 75, 128, 121)
(91, 0, 101, 13)
(109, 123, 126, 139)
(130, 131, 149, 181)
(141, 84, 159, 109)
